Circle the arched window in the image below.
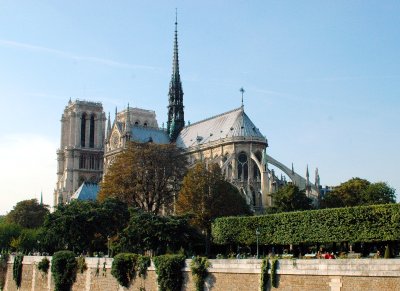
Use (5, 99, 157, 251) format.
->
(89, 114, 95, 148)
(237, 152, 248, 180)
(81, 113, 87, 147)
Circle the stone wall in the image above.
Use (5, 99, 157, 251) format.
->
(3, 256, 400, 291)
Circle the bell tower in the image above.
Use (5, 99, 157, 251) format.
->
(54, 99, 106, 206)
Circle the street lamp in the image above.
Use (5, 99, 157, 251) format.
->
(256, 228, 260, 259)
(107, 236, 111, 258)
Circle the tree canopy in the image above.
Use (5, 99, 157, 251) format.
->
(321, 178, 396, 208)
(98, 142, 187, 214)
(40, 198, 129, 254)
(116, 208, 199, 256)
(6, 199, 49, 229)
(176, 162, 250, 254)
(271, 184, 313, 213)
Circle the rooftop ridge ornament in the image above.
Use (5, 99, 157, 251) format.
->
(239, 87, 245, 107)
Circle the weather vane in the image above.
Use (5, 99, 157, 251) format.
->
(239, 87, 245, 106)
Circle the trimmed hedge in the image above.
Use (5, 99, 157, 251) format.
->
(212, 204, 400, 245)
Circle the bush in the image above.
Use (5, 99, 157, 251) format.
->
(271, 258, 278, 288)
(12, 254, 23, 288)
(260, 257, 269, 291)
(190, 256, 210, 291)
(212, 204, 400, 245)
(111, 253, 138, 287)
(77, 256, 87, 273)
(37, 257, 50, 273)
(153, 254, 185, 291)
(0, 252, 9, 290)
(51, 251, 77, 291)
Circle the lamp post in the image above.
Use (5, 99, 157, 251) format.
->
(107, 236, 111, 258)
(256, 228, 260, 259)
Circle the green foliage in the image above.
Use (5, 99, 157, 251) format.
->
(190, 256, 210, 291)
(12, 254, 23, 288)
(322, 178, 396, 208)
(212, 204, 400, 245)
(99, 141, 188, 213)
(111, 253, 138, 287)
(6, 199, 49, 229)
(117, 208, 199, 255)
(10, 228, 39, 252)
(40, 198, 129, 254)
(0, 252, 9, 290)
(137, 255, 151, 278)
(0, 223, 22, 250)
(272, 184, 313, 212)
(271, 258, 278, 288)
(51, 251, 77, 291)
(153, 254, 186, 291)
(37, 257, 50, 273)
(176, 162, 250, 254)
(77, 256, 87, 273)
(260, 258, 269, 291)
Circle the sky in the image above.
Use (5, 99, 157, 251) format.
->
(0, 1, 399, 214)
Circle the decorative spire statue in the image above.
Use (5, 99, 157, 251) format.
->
(124, 103, 131, 140)
(107, 112, 112, 139)
(167, 10, 185, 142)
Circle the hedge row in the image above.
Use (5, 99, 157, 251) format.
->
(212, 204, 400, 245)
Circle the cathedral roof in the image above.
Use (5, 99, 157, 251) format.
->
(70, 182, 99, 201)
(176, 107, 266, 148)
(130, 126, 170, 144)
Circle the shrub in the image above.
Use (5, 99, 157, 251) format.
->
(190, 256, 210, 291)
(153, 254, 185, 291)
(12, 254, 23, 288)
(271, 258, 278, 288)
(111, 253, 138, 287)
(260, 257, 269, 291)
(137, 255, 151, 278)
(0, 252, 9, 290)
(37, 257, 50, 274)
(212, 204, 400, 245)
(77, 256, 87, 273)
(51, 251, 77, 291)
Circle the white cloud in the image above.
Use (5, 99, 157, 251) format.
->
(0, 39, 161, 71)
(0, 134, 57, 214)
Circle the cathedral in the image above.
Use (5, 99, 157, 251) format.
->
(54, 18, 320, 211)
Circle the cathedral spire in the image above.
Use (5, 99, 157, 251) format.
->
(167, 10, 185, 142)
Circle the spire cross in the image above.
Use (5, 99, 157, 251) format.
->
(239, 87, 245, 106)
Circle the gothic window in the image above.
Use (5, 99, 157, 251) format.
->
(252, 190, 256, 206)
(89, 114, 95, 148)
(81, 113, 87, 147)
(79, 154, 86, 169)
(144, 121, 148, 127)
(134, 120, 140, 126)
(237, 152, 248, 180)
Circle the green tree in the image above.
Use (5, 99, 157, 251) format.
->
(6, 199, 49, 229)
(0, 222, 22, 250)
(117, 208, 198, 255)
(99, 142, 187, 214)
(322, 178, 396, 208)
(272, 184, 313, 212)
(40, 198, 129, 254)
(176, 162, 250, 255)
(361, 182, 396, 205)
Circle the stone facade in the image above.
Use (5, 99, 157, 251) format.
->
(4, 256, 400, 291)
(54, 100, 106, 206)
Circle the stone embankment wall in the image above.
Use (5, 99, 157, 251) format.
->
(2, 256, 400, 291)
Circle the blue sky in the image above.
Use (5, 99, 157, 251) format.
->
(0, 1, 399, 214)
